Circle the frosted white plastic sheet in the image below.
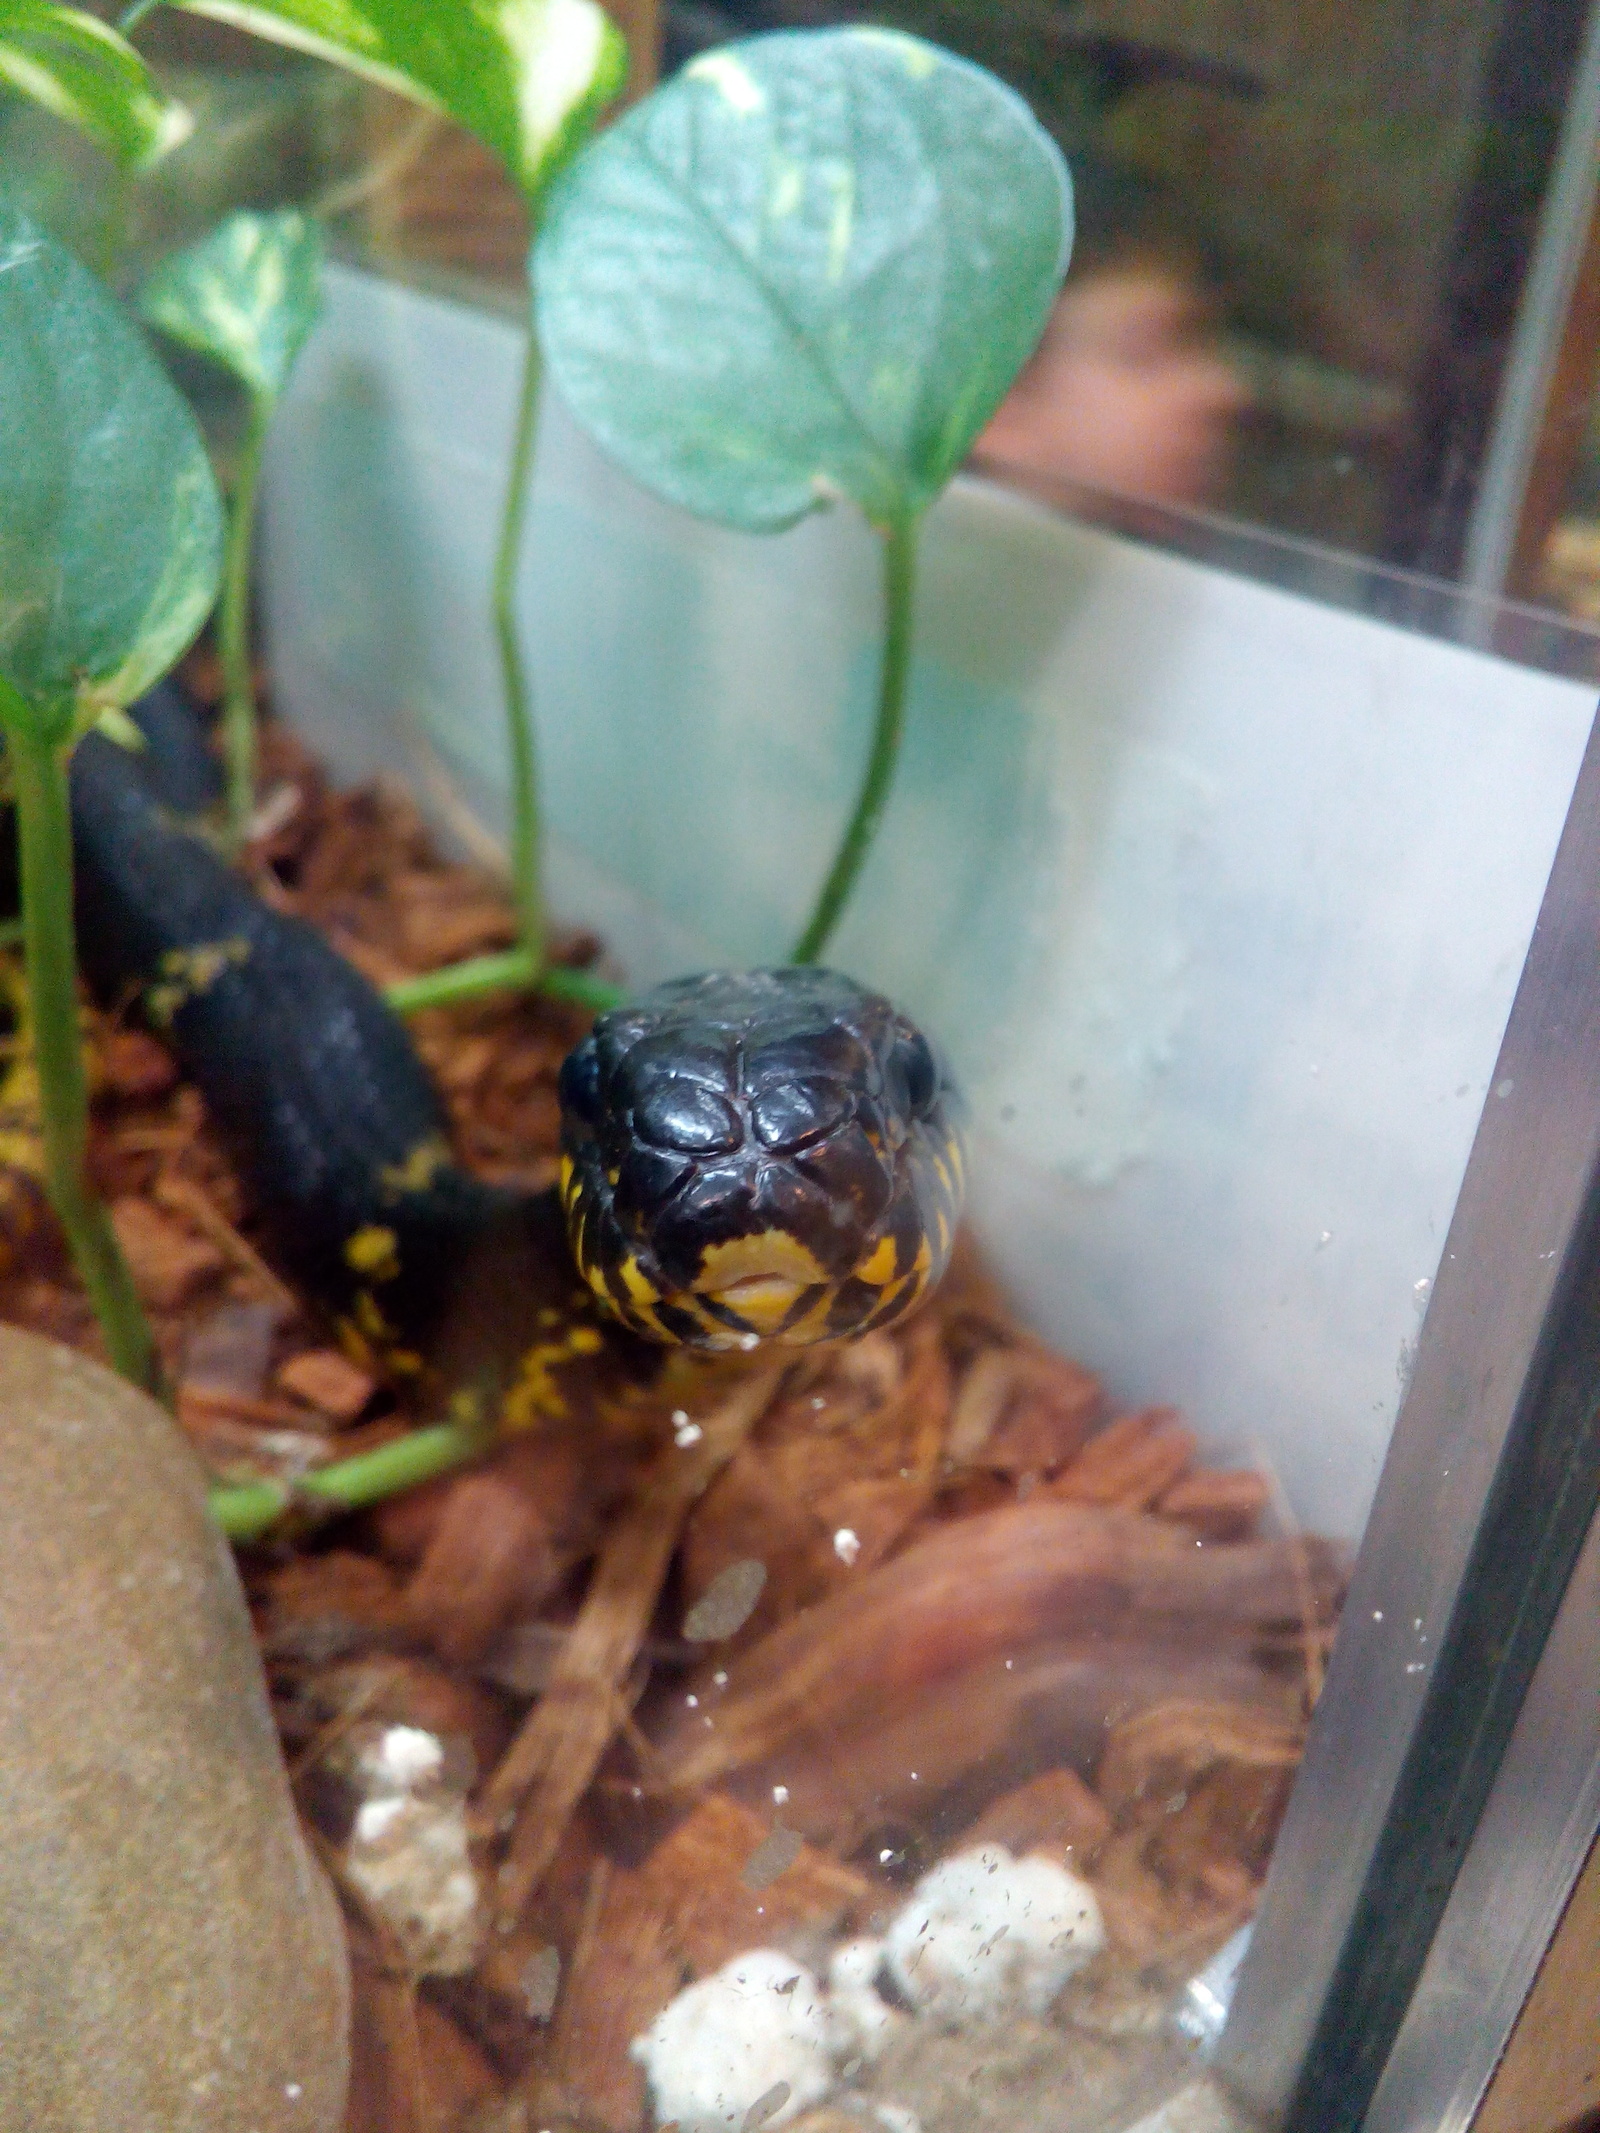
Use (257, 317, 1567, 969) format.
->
(262, 264, 1597, 1539)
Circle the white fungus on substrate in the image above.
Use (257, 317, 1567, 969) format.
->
(882, 1843, 1105, 2026)
(825, 1938, 905, 2063)
(349, 1722, 445, 1796)
(630, 1948, 836, 2132)
(340, 1722, 482, 1977)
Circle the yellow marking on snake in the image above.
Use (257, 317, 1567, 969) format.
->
(614, 1256, 653, 1306)
(353, 1290, 390, 1342)
(705, 1276, 800, 1333)
(856, 1235, 898, 1286)
(695, 1232, 830, 1289)
(344, 1224, 401, 1283)
(504, 1334, 581, 1430)
(144, 937, 252, 1027)
(378, 1135, 452, 1200)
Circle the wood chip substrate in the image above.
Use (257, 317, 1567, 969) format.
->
(0, 705, 1347, 2133)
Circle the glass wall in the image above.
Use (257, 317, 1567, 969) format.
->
(21, 2, 1600, 665)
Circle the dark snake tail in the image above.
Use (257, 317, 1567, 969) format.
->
(69, 688, 501, 1355)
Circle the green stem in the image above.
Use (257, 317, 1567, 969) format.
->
(496, 325, 545, 975)
(373, 321, 550, 1017)
(4, 706, 160, 1394)
(791, 513, 919, 965)
(208, 1418, 484, 1544)
(385, 947, 622, 1017)
(220, 392, 272, 852)
(116, 0, 162, 29)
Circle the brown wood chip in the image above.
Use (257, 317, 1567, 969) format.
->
(276, 1345, 377, 1422)
(1048, 1407, 1198, 1509)
(961, 1765, 1114, 1867)
(108, 1195, 226, 1309)
(98, 1028, 178, 1100)
(401, 1470, 559, 1668)
(1158, 1468, 1272, 1542)
(622, 1794, 870, 1978)
(482, 1362, 784, 1928)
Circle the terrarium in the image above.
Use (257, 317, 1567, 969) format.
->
(0, 8, 1597, 2133)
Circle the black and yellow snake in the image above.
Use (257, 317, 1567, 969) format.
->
(63, 688, 966, 1377)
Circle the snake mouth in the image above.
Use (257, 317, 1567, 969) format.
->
(681, 1235, 836, 1342)
(697, 1272, 815, 1334)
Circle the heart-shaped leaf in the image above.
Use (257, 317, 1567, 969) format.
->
(0, 206, 223, 739)
(534, 26, 1073, 533)
(0, 0, 191, 167)
(140, 208, 324, 402)
(173, 0, 627, 202)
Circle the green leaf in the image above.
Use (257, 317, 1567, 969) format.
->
(533, 27, 1073, 533)
(0, 0, 190, 167)
(140, 208, 324, 403)
(0, 206, 223, 740)
(173, 0, 627, 203)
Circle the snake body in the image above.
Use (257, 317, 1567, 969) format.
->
(70, 691, 496, 1357)
(67, 689, 966, 1359)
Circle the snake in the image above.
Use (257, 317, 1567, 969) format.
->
(61, 686, 966, 1372)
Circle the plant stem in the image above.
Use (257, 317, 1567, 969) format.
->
(219, 391, 272, 852)
(5, 711, 160, 1394)
(391, 328, 551, 1016)
(116, 0, 162, 29)
(791, 513, 919, 965)
(496, 324, 545, 974)
(385, 947, 622, 1017)
(208, 1418, 484, 1544)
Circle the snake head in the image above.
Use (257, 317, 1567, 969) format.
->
(557, 968, 965, 1350)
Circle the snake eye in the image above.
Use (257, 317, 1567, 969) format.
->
(891, 1031, 938, 1119)
(558, 1039, 603, 1129)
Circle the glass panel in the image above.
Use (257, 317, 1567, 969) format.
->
(251, 257, 1600, 2129)
(655, 0, 1600, 641)
(20, 4, 1600, 641)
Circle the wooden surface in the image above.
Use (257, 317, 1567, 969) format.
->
(1472, 1826, 1600, 2133)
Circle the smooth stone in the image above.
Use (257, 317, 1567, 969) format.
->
(0, 1325, 348, 2130)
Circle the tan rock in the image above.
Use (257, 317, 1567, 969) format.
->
(0, 1325, 348, 2131)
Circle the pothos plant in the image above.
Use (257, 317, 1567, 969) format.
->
(123, 0, 628, 1011)
(0, 205, 223, 1395)
(137, 207, 324, 851)
(0, 0, 189, 167)
(534, 26, 1074, 964)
